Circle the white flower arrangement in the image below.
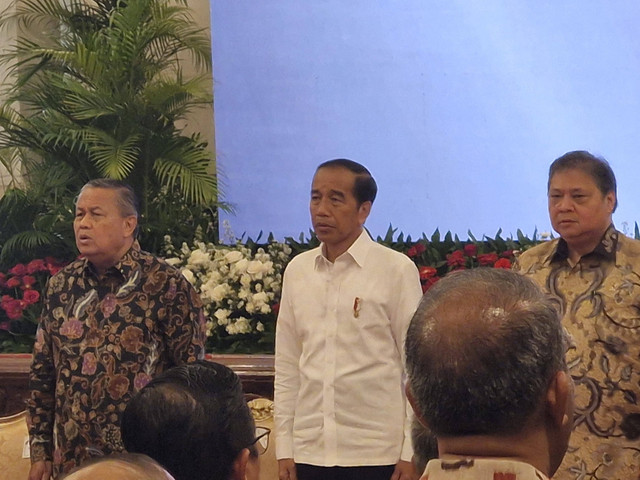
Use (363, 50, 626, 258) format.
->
(162, 235, 292, 352)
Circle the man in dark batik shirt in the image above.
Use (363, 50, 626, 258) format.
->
(28, 179, 206, 480)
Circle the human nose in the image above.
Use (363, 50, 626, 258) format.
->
(555, 195, 574, 211)
(313, 197, 331, 216)
(75, 214, 91, 228)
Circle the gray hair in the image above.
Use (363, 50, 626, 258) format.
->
(78, 178, 139, 235)
(405, 268, 566, 437)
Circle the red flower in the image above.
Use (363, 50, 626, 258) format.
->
(494, 258, 511, 269)
(463, 244, 477, 257)
(421, 276, 440, 292)
(407, 243, 426, 258)
(2, 298, 24, 320)
(446, 250, 466, 267)
(8, 263, 27, 276)
(26, 259, 47, 274)
(48, 265, 62, 276)
(6, 277, 21, 288)
(22, 289, 40, 305)
(477, 253, 499, 266)
(0, 272, 6, 288)
(21, 275, 36, 289)
(501, 250, 514, 258)
(419, 266, 437, 280)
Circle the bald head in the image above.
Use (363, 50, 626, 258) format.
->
(405, 268, 566, 437)
(62, 454, 174, 480)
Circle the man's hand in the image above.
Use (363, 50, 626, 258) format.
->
(28, 460, 52, 480)
(278, 458, 297, 480)
(390, 459, 419, 480)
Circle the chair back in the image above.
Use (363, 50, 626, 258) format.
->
(0, 410, 30, 479)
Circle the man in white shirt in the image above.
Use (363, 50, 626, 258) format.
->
(275, 159, 423, 480)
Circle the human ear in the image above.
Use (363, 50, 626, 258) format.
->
(546, 370, 572, 429)
(230, 448, 250, 480)
(405, 383, 430, 430)
(123, 215, 137, 237)
(358, 201, 372, 224)
(605, 191, 616, 213)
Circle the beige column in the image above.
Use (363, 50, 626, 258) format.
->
(0, 0, 19, 193)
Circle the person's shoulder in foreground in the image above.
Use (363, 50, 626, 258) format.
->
(405, 268, 573, 480)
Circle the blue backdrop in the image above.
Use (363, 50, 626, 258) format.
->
(211, 1, 640, 241)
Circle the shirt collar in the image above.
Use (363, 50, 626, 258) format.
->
(314, 229, 373, 269)
(549, 224, 617, 264)
(82, 241, 142, 280)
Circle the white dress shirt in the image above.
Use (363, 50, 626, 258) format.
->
(274, 230, 423, 466)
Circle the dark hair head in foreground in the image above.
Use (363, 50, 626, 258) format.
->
(121, 360, 258, 480)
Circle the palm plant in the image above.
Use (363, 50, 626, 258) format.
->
(0, 0, 219, 262)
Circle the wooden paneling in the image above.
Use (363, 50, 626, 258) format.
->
(0, 354, 274, 417)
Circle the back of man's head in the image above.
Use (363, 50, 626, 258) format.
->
(405, 268, 572, 474)
(121, 361, 257, 480)
(62, 453, 173, 480)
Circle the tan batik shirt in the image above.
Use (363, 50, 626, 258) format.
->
(515, 226, 640, 480)
(421, 458, 548, 480)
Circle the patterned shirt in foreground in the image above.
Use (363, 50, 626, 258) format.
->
(422, 458, 548, 480)
(28, 243, 206, 477)
(514, 226, 640, 480)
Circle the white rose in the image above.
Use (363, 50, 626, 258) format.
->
(181, 268, 195, 284)
(252, 291, 269, 306)
(240, 273, 252, 287)
(224, 250, 243, 263)
(234, 258, 249, 274)
(245, 301, 256, 314)
(188, 249, 210, 266)
(211, 284, 228, 303)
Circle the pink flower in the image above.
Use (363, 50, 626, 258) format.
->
(2, 299, 24, 320)
(21, 275, 36, 288)
(60, 318, 84, 339)
(81, 352, 97, 375)
(134, 373, 152, 390)
(8, 263, 26, 276)
(6, 277, 21, 288)
(26, 259, 47, 274)
(101, 293, 117, 317)
(22, 289, 40, 305)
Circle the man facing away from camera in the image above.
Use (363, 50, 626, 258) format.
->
(121, 360, 262, 480)
(275, 159, 423, 480)
(405, 268, 574, 479)
(28, 179, 205, 479)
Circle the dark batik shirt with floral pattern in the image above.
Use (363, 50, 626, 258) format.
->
(515, 226, 640, 480)
(28, 243, 205, 477)
(421, 458, 549, 480)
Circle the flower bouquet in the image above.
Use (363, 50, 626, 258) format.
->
(0, 258, 65, 352)
(163, 236, 292, 353)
